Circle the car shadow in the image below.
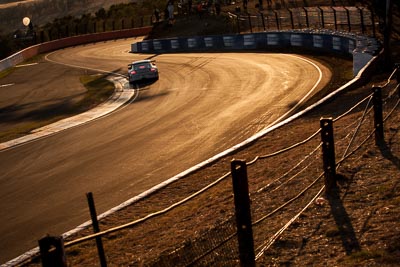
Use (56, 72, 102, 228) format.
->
(128, 78, 159, 89)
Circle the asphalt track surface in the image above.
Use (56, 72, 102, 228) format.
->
(0, 37, 331, 264)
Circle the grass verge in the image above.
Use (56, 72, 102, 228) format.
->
(0, 74, 115, 143)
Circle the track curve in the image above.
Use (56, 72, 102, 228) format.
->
(0, 38, 331, 263)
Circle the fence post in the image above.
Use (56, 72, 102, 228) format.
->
(247, 13, 253, 33)
(231, 160, 255, 267)
(358, 7, 365, 34)
(303, 7, 309, 28)
(38, 235, 67, 267)
(344, 7, 351, 32)
(370, 9, 376, 37)
(87, 192, 107, 267)
(320, 118, 336, 195)
(274, 10, 280, 30)
(237, 16, 241, 34)
(332, 7, 337, 30)
(260, 12, 266, 31)
(372, 86, 384, 145)
(288, 9, 294, 29)
(318, 7, 325, 28)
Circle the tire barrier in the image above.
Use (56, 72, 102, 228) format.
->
(131, 30, 381, 76)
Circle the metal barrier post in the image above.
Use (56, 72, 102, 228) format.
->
(358, 7, 365, 34)
(320, 118, 336, 195)
(39, 236, 67, 267)
(248, 13, 253, 33)
(371, 9, 376, 37)
(303, 7, 309, 28)
(372, 86, 384, 145)
(345, 7, 351, 32)
(274, 10, 280, 30)
(332, 7, 337, 30)
(288, 9, 294, 29)
(87, 192, 107, 267)
(231, 160, 255, 267)
(260, 12, 266, 31)
(318, 7, 325, 28)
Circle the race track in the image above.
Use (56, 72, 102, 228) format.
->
(0, 37, 331, 263)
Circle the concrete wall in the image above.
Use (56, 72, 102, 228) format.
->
(0, 26, 152, 72)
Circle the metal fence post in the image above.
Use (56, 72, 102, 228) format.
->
(358, 7, 365, 34)
(320, 118, 336, 195)
(370, 9, 376, 37)
(345, 7, 351, 32)
(231, 160, 255, 267)
(332, 7, 337, 30)
(318, 7, 325, 28)
(260, 12, 266, 31)
(372, 86, 384, 145)
(87, 192, 107, 267)
(303, 7, 309, 28)
(274, 10, 280, 30)
(39, 235, 67, 267)
(248, 13, 253, 33)
(288, 9, 294, 29)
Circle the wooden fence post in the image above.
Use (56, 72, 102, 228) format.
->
(39, 235, 67, 267)
(320, 118, 336, 195)
(372, 86, 384, 145)
(231, 160, 255, 267)
(87, 192, 107, 267)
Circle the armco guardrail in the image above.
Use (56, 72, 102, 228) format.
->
(0, 26, 152, 73)
(131, 29, 381, 76)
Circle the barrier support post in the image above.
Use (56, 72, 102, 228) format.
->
(231, 160, 255, 267)
(260, 12, 266, 31)
(288, 9, 294, 29)
(372, 86, 384, 145)
(318, 7, 325, 28)
(303, 7, 309, 28)
(248, 13, 253, 33)
(87, 192, 107, 267)
(320, 118, 336, 195)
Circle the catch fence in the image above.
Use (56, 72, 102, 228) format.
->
(228, 6, 377, 37)
(26, 65, 399, 267)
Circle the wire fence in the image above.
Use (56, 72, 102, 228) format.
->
(27, 64, 399, 267)
(228, 5, 377, 37)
